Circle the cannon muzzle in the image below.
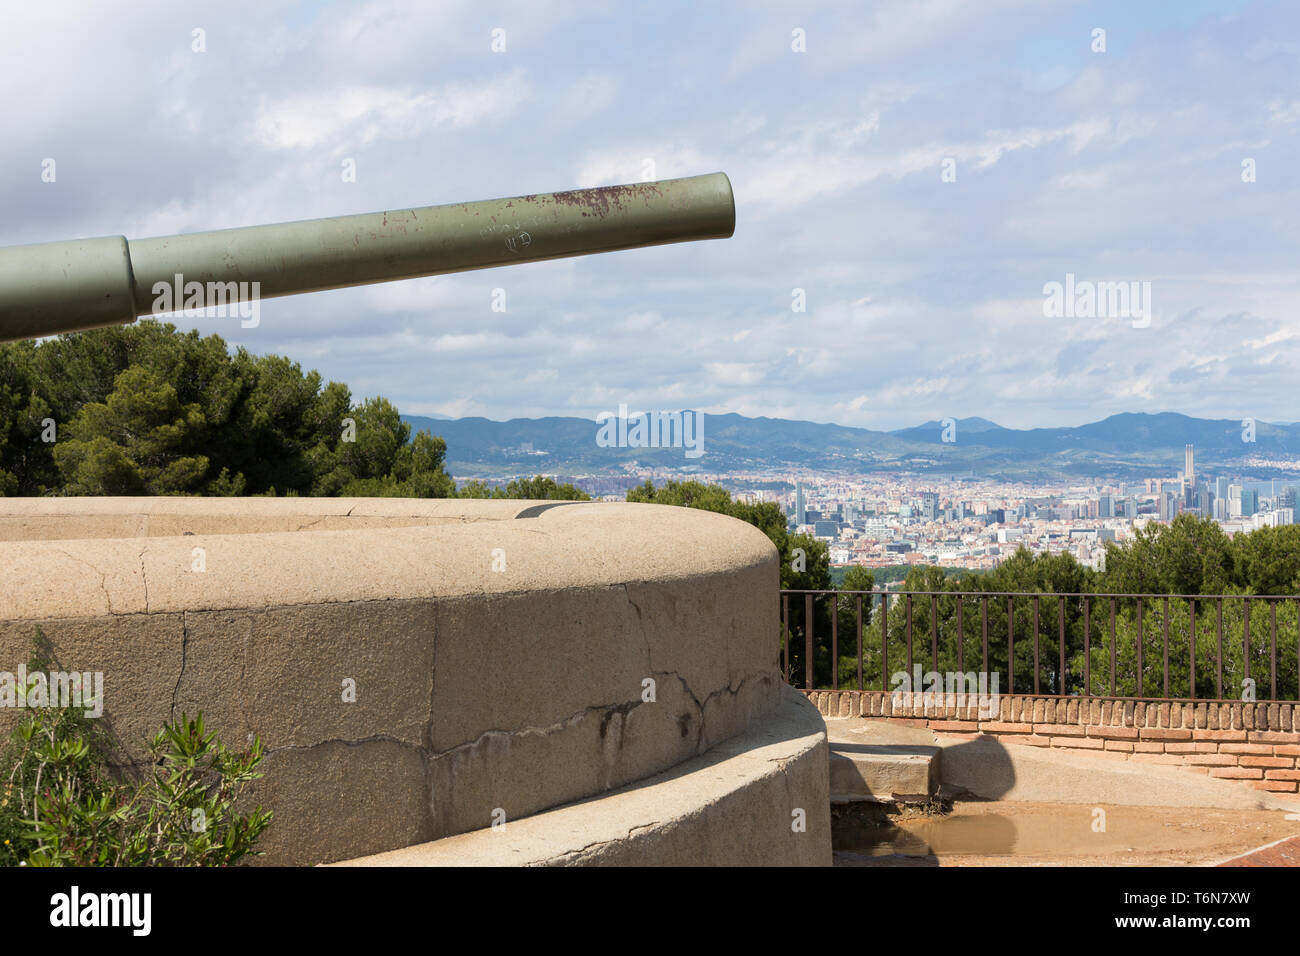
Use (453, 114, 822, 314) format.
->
(0, 172, 734, 343)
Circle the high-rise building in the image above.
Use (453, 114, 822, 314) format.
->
(1184, 445, 1195, 505)
(794, 482, 805, 526)
(1242, 489, 1259, 517)
(1098, 494, 1115, 518)
(920, 492, 939, 522)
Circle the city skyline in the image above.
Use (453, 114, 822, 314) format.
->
(764, 448, 1298, 574)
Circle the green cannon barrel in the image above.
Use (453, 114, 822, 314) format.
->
(0, 172, 734, 343)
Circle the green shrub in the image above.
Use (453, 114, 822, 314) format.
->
(1, 634, 271, 866)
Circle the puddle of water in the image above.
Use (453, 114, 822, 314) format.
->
(835, 806, 1019, 858)
(846, 812, 1021, 857)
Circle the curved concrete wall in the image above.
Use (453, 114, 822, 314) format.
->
(336, 685, 829, 867)
(0, 498, 796, 865)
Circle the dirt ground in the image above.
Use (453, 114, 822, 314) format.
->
(832, 800, 1300, 867)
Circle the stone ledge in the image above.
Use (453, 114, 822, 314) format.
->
(0, 498, 776, 618)
(330, 685, 830, 867)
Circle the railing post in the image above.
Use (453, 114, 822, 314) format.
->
(1244, 599, 1251, 691)
(1136, 597, 1144, 698)
(930, 594, 939, 673)
(1032, 595, 1040, 696)
(1058, 596, 1066, 696)
(804, 593, 813, 692)
(1083, 597, 1091, 697)
(906, 593, 913, 678)
(981, 597, 988, 676)
(831, 593, 839, 691)
(1189, 598, 1196, 701)
(1216, 599, 1224, 700)
(1270, 600, 1278, 702)
(881, 591, 889, 693)
(1007, 596, 1015, 694)
(1162, 596, 1170, 700)
(957, 596, 964, 676)
(1109, 598, 1117, 697)
(856, 595, 863, 691)
(782, 593, 790, 683)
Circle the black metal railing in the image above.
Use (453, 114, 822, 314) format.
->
(780, 589, 1300, 702)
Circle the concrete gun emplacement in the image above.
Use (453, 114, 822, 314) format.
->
(0, 172, 735, 343)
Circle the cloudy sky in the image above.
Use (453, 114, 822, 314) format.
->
(4, 0, 1298, 430)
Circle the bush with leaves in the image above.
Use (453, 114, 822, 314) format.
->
(2, 670, 271, 866)
(0, 701, 107, 866)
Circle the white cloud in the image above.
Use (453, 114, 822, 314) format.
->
(553, 73, 619, 125)
(253, 74, 530, 150)
(705, 362, 766, 386)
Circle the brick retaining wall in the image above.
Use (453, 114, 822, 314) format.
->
(805, 690, 1300, 794)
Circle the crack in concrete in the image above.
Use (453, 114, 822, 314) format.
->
(265, 733, 420, 756)
(137, 544, 149, 612)
(429, 670, 773, 765)
(552, 820, 663, 864)
(622, 584, 644, 625)
(622, 582, 655, 673)
(422, 609, 438, 751)
(430, 698, 650, 762)
(52, 548, 115, 614)
(170, 610, 189, 723)
(657, 670, 773, 752)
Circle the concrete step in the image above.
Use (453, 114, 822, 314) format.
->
(825, 716, 1300, 812)
(829, 740, 941, 804)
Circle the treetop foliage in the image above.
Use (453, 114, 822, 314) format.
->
(0, 322, 586, 502)
(891, 513, 1300, 598)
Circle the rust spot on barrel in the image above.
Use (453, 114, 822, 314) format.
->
(550, 182, 664, 220)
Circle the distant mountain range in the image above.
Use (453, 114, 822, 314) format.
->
(400, 411, 1300, 481)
